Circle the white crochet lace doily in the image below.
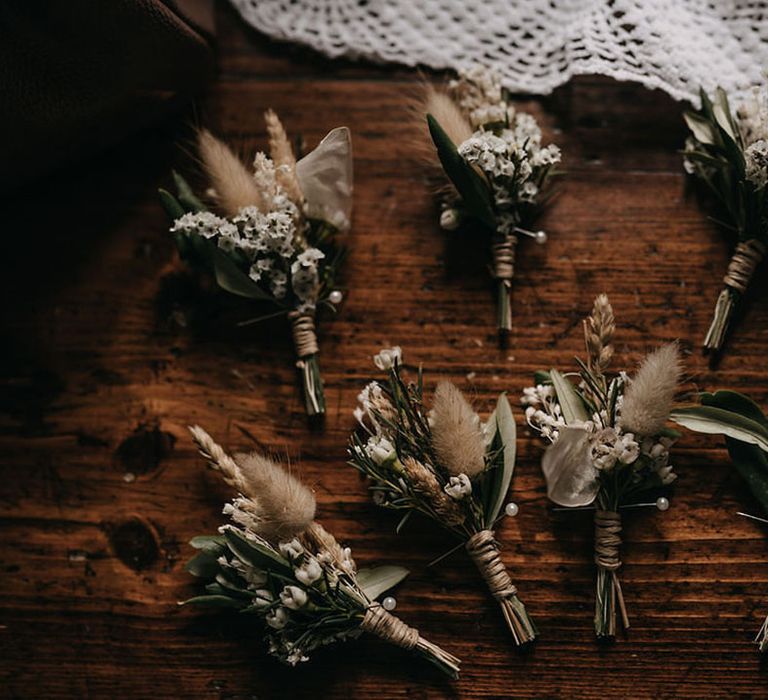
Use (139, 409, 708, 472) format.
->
(230, 0, 768, 103)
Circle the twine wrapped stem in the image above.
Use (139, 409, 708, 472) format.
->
(288, 310, 325, 416)
(465, 529, 537, 645)
(491, 232, 518, 337)
(704, 239, 766, 353)
(593, 510, 630, 638)
(361, 604, 461, 678)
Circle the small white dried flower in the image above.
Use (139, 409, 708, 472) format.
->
(444, 473, 472, 499)
(265, 606, 288, 629)
(373, 346, 402, 370)
(364, 434, 396, 465)
(279, 538, 304, 561)
(252, 589, 274, 609)
(279, 585, 308, 610)
(294, 558, 322, 585)
(745, 139, 768, 189)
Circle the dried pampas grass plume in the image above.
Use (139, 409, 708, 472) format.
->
(619, 343, 682, 437)
(430, 381, 486, 477)
(406, 82, 473, 169)
(189, 425, 316, 541)
(263, 110, 304, 205)
(197, 129, 263, 216)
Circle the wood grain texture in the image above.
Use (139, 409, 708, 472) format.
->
(1, 4, 768, 698)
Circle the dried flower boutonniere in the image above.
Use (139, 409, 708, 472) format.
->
(348, 347, 536, 645)
(523, 295, 682, 639)
(159, 112, 352, 416)
(183, 426, 461, 676)
(416, 66, 561, 341)
(683, 85, 768, 355)
(670, 390, 768, 653)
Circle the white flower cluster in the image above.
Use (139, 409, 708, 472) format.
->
(736, 85, 768, 190)
(522, 383, 564, 440)
(744, 139, 768, 189)
(450, 65, 508, 129)
(170, 162, 325, 313)
(449, 67, 561, 233)
(522, 381, 676, 485)
(737, 85, 768, 147)
(217, 526, 359, 667)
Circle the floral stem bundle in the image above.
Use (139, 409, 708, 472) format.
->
(682, 85, 768, 355)
(416, 66, 561, 341)
(348, 347, 536, 645)
(670, 389, 768, 653)
(183, 426, 461, 677)
(523, 295, 682, 638)
(159, 113, 353, 416)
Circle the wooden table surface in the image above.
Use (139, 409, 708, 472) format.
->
(2, 4, 768, 698)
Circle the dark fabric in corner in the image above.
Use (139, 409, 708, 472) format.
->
(0, 0, 215, 189)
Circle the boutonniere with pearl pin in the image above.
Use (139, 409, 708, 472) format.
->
(523, 295, 682, 639)
(347, 347, 537, 646)
(182, 426, 461, 677)
(159, 112, 352, 417)
(413, 65, 561, 343)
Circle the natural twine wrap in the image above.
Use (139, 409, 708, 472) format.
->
(465, 529, 517, 601)
(723, 239, 766, 294)
(361, 604, 419, 650)
(491, 232, 518, 283)
(594, 510, 630, 631)
(288, 311, 319, 361)
(465, 529, 537, 645)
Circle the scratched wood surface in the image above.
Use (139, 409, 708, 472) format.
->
(1, 4, 768, 699)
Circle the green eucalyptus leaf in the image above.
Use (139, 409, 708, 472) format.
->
(550, 369, 589, 424)
(701, 390, 768, 429)
(683, 111, 716, 145)
(670, 406, 768, 452)
(172, 170, 206, 212)
(533, 370, 552, 385)
(211, 246, 276, 301)
(484, 393, 517, 523)
(356, 565, 409, 600)
(158, 188, 185, 220)
(179, 594, 245, 609)
(185, 551, 222, 579)
(725, 437, 768, 517)
(427, 114, 496, 230)
(190, 535, 226, 554)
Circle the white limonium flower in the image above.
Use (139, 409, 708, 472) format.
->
(280, 585, 308, 610)
(745, 139, 768, 189)
(279, 538, 304, 561)
(265, 606, 288, 629)
(171, 211, 229, 238)
(294, 557, 323, 585)
(373, 346, 402, 370)
(365, 434, 396, 465)
(444, 473, 472, 499)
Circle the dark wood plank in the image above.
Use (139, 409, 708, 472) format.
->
(1, 3, 767, 698)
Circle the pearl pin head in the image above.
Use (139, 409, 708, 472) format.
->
(382, 596, 397, 611)
(505, 502, 519, 517)
(329, 290, 343, 305)
(656, 496, 670, 511)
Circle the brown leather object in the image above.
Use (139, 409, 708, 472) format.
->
(0, 1, 215, 189)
